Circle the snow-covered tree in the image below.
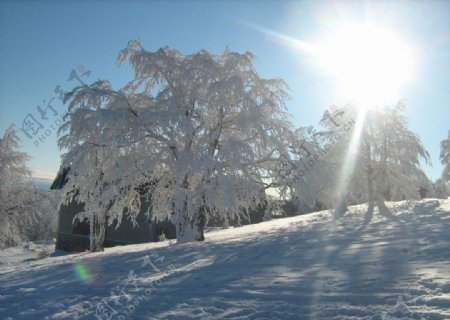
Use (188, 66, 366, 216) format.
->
(0, 125, 32, 247)
(0, 125, 59, 248)
(440, 129, 450, 182)
(0, 125, 31, 193)
(59, 41, 293, 248)
(329, 102, 430, 216)
(315, 105, 361, 214)
(287, 102, 430, 219)
(285, 104, 360, 215)
(363, 102, 430, 209)
(284, 126, 336, 213)
(432, 178, 449, 199)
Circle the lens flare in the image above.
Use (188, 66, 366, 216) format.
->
(74, 263, 91, 283)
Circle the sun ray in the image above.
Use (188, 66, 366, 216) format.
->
(334, 106, 367, 213)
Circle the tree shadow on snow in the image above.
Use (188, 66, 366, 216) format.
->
(1, 202, 449, 319)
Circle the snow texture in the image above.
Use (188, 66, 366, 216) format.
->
(1, 198, 449, 319)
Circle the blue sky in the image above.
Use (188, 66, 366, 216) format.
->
(0, 0, 449, 181)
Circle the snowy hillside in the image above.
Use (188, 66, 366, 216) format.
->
(1, 199, 450, 320)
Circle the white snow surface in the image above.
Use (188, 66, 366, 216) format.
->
(1, 199, 450, 319)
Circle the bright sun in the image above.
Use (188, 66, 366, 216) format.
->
(315, 25, 415, 107)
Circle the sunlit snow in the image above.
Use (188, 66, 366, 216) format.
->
(1, 199, 449, 319)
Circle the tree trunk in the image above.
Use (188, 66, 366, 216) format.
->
(375, 195, 397, 220)
(366, 142, 375, 213)
(90, 150, 106, 252)
(376, 197, 390, 216)
(367, 166, 374, 211)
(335, 193, 348, 218)
(90, 209, 106, 252)
(195, 209, 205, 241)
(176, 209, 205, 244)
